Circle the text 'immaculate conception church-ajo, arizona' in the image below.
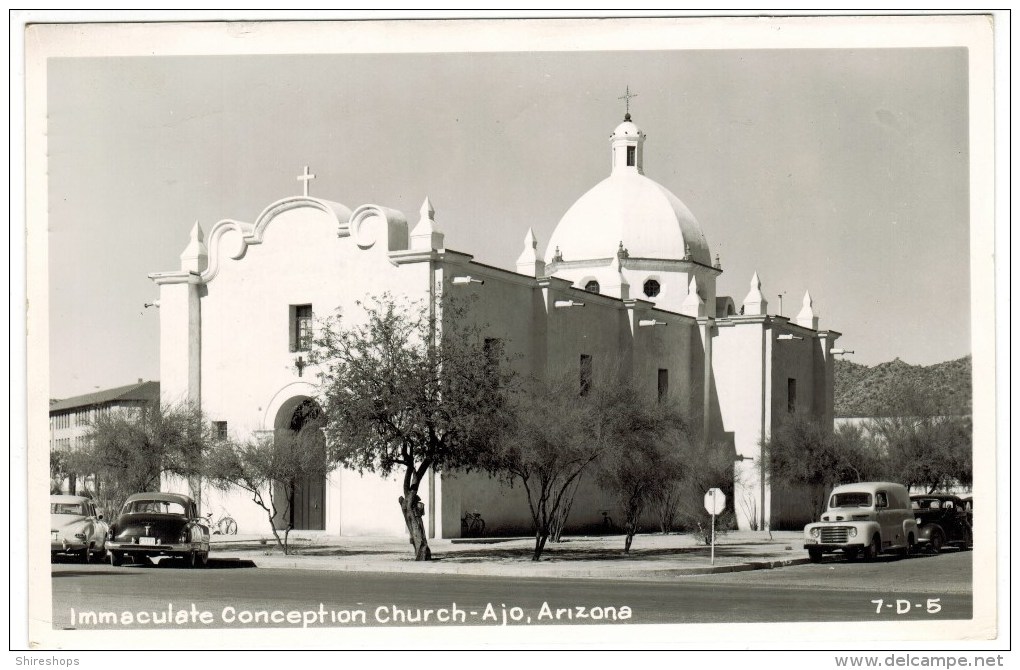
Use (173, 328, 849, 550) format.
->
(149, 108, 841, 537)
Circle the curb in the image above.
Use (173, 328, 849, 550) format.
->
(209, 551, 812, 581)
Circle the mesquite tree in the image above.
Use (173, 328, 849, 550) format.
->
(312, 295, 515, 561)
(595, 396, 691, 553)
(764, 414, 883, 520)
(487, 370, 644, 561)
(204, 409, 329, 555)
(66, 399, 210, 516)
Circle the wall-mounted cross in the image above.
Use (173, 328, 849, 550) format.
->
(295, 356, 306, 377)
(618, 86, 638, 117)
(297, 165, 316, 197)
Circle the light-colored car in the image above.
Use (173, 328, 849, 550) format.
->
(803, 482, 918, 562)
(50, 494, 109, 563)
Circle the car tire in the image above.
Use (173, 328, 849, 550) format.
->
(81, 546, 91, 564)
(186, 551, 198, 569)
(109, 551, 122, 567)
(199, 551, 209, 568)
(896, 535, 914, 560)
(863, 535, 880, 561)
(929, 531, 944, 554)
(808, 548, 823, 563)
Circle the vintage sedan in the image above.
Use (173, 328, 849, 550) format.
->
(106, 492, 211, 568)
(911, 494, 973, 553)
(51, 494, 109, 563)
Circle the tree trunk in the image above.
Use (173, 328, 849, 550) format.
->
(623, 514, 637, 553)
(266, 515, 287, 554)
(532, 532, 549, 561)
(399, 494, 431, 561)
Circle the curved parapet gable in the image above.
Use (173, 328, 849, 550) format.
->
(202, 219, 255, 282)
(253, 196, 353, 241)
(348, 204, 409, 252)
(201, 196, 353, 283)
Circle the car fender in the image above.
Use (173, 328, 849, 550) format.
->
(917, 522, 943, 542)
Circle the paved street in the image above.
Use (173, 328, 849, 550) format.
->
(51, 550, 971, 629)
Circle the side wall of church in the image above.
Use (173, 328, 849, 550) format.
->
(436, 263, 703, 538)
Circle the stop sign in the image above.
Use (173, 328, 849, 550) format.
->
(704, 488, 726, 515)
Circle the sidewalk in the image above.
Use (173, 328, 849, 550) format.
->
(208, 530, 810, 581)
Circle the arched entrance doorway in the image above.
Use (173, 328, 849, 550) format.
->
(273, 397, 327, 531)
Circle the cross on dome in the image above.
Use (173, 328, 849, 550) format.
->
(618, 86, 638, 121)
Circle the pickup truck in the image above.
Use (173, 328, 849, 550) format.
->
(803, 482, 918, 562)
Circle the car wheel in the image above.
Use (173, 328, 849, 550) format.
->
(929, 531, 944, 554)
(961, 528, 973, 551)
(896, 535, 914, 560)
(109, 551, 122, 567)
(199, 551, 209, 568)
(81, 546, 91, 564)
(863, 535, 880, 561)
(186, 551, 198, 569)
(808, 548, 823, 563)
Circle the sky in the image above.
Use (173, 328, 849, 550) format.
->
(45, 36, 974, 399)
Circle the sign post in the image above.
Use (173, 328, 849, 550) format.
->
(704, 488, 726, 565)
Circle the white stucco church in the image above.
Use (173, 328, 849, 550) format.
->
(150, 109, 840, 537)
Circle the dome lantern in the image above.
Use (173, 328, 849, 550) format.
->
(611, 117, 645, 175)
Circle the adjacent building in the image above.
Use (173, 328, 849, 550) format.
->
(49, 380, 160, 494)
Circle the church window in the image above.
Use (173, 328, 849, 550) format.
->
(658, 369, 669, 403)
(579, 354, 593, 396)
(289, 304, 313, 352)
(213, 421, 228, 440)
(643, 279, 661, 298)
(626, 146, 636, 166)
(584, 280, 600, 294)
(787, 378, 797, 413)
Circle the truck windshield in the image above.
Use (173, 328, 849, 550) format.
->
(831, 492, 872, 508)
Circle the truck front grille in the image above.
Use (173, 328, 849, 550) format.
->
(821, 527, 850, 544)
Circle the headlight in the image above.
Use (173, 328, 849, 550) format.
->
(847, 527, 857, 538)
(179, 529, 190, 543)
(810, 528, 820, 538)
(916, 517, 923, 524)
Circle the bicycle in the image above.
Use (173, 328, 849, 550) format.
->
(599, 509, 615, 534)
(206, 508, 238, 535)
(461, 511, 485, 538)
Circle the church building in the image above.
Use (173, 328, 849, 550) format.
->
(149, 110, 840, 537)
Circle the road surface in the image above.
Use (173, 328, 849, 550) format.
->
(50, 550, 971, 630)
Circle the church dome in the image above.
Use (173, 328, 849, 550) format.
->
(545, 116, 711, 266)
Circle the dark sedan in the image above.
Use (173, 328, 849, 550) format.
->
(911, 494, 972, 553)
(106, 492, 211, 568)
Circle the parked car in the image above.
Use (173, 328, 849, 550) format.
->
(105, 492, 211, 568)
(803, 482, 918, 562)
(910, 494, 972, 553)
(50, 494, 109, 563)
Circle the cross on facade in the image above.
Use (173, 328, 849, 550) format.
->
(618, 86, 638, 118)
(297, 165, 316, 197)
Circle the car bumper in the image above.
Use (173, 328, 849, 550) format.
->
(51, 539, 88, 554)
(803, 539, 868, 551)
(106, 541, 204, 555)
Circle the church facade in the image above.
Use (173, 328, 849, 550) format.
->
(150, 113, 840, 537)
